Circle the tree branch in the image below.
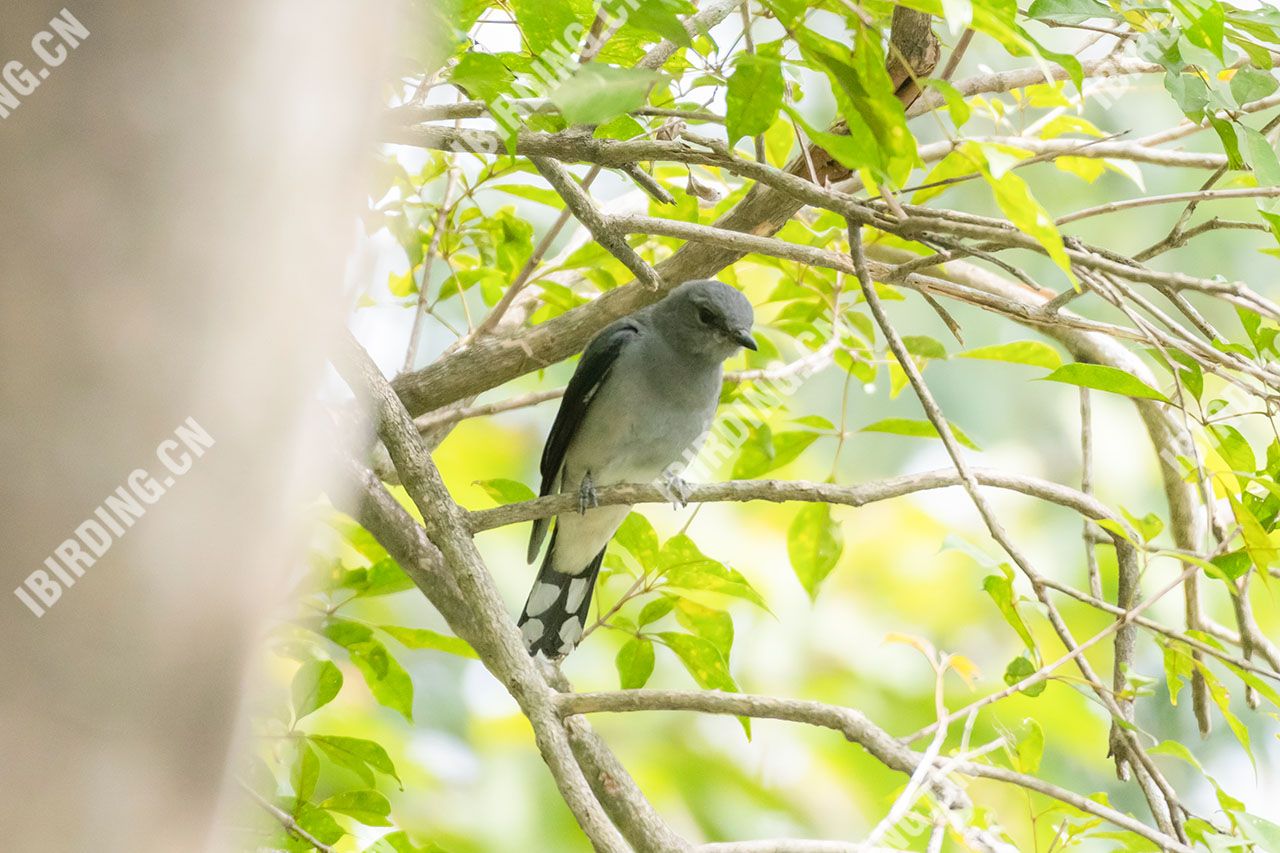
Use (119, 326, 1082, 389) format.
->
(332, 334, 635, 853)
(467, 468, 1134, 535)
(237, 779, 337, 853)
(848, 222, 1187, 840)
(1057, 186, 1280, 226)
(388, 10, 939, 420)
(531, 155, 663, 289)
(558, 690, 1191, 852)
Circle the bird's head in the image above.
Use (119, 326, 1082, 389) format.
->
(656, 279, 757, 361)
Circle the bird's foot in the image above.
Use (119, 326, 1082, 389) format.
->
(658, 471, 693, 508)
(577, 474, 598, 515)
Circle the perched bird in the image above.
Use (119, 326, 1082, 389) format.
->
(518, 279, 757, 659)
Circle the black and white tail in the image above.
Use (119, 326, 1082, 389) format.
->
(517, 529, 605, 659)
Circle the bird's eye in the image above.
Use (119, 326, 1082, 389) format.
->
(697, 306, 715, 325)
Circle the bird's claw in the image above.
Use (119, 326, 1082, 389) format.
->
(578, 474, 598, 515)
(658, 471, 693, 508)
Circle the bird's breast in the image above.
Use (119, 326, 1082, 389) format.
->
(564, 361, 719, 488)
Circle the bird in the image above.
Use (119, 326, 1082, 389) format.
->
(517, 279, 757, 659)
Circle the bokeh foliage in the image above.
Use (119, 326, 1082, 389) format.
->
(236, 1, 1280, 850)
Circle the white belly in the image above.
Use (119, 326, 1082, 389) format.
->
(549, 505, 631, 574)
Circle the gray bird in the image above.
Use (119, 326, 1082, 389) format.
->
(518, 279, 757, 659)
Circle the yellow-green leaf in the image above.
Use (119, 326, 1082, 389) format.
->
(861, 417, 982, 451)
(958, 340, 1062, 369)
(1039, 364, 1169, 402)
(292, 660, 343, 722)
(616, 636, 655, 689)
(787, 503, 844, 600)
(378, 625, 478, 659)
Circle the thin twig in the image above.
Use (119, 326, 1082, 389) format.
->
(237, 778, 336, 853)
(847, 220, 1187, 841)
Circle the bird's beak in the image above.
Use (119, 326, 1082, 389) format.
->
(733, 329, 758, 351)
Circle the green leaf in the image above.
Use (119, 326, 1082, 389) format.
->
(761, 0, 804, 27)
(788, 107, 880, 175)
(1245, 126, 1280, 188)
(321, 618, 374, 648)
(1202, 664, 1254, 767)
(986, 168, 1077, 287)
(726, 42, 784, 147)
(1094, 518, 1133, 545)
(365, 831, 450, 853)
(659, 632, 748, 737)
(309, 735, 402, 786)
(774, 424, 829, 468)
(1041, 115, 1105, 140)
(616, 636, 656, 689)
(490, 183, 566, 207)
(1240, 815, 1280, 850)
(607, 0, 695, 48)
(448, 52, 513, 104)
(290, 742, 320, 802)
(1231, 67, 1279, 106)
(796, 26, 917, 184)
(1010, 718, 1045, 774)
(1209, 549, 1251, 584)
(437, 268, 506, 302)
(378, 625, 478, 659)
(1150, 739, 1204, 772)
(793, 414, 835, 431)
(614, 512, 661, 569)
(511, 0, 584, 55)
(637, 595, 675, 626)
(343, 558, 416, 598)
(914, 148, 983, 203)
(1185, 1, 1227, 62)
(1167, 347, 1205, 401)
(1228, 492, 1278, 572)
(658, 632, 736, 690)
(387, 269, 417, 298)
(1166, 71, 1211, 121)
(292, 660, 343, 721)
(1004, 655, 1046, 697)
(295, 804, 345, 845)
(860, 417, 981, 451)
(1208, 424, 1255, 473)
(957, 340, 1062, 370)
(348, 639, 415, 722)
(1039, 364, 1169, 402)
(1027, 0, 1111, 24)
(1163, 641, 1194, 707)
(660, 534, 769, 610)
(1210, 117, 1246, 170)
(1238, 305, 1264, 349)
(551, 65, 662, 126)
(787, 503, 844, 600)
(474, 478, 536, 505)
(920, 77, 971, 128)
(326, 514, 389, 563)
(903, 335, 948, 360)
(673, 597, 734, 662)
(320, 790, 393, 827)
(983, 571, 1037, 655)
(1120, 508, 1163, 543)
(732, 425, 820, 479)
(1224, 661, 1280, 709)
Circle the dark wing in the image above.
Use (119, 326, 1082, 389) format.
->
(527, 317, 642, 562)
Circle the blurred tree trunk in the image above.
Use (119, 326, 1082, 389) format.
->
(0, 2, 394, 849)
